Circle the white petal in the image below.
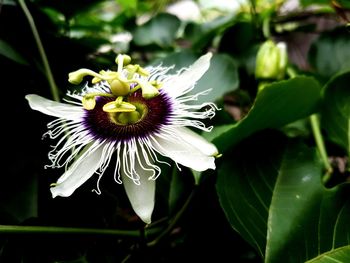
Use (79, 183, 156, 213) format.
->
(163, 52, 212, 98)
(50, 143, 104, 197)
(25, 94, 84, 120)
(152, 132, 216, 171)
(122, 152, 155, 224)
(173, 126, 218, 156)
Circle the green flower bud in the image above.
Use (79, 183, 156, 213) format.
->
(255, 40, 288, 80)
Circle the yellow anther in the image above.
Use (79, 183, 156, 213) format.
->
(125, 64, 149, 77)
(69, 69, 115, 85)
(139, 81, 160, 99)
(137, 66, 149, 76)
(91, 77, 100, 84)
(82, 95, 96, 110)
(68, 69, 95, 84)
(115, 54, 131, 66)
(150, 80, 163, 89)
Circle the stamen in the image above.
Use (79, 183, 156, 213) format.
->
(138, 80, 160, 99)
(69, 69, 113, 85)
(116, 54, 131, 73)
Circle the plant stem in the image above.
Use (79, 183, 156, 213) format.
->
(18, 0, 60, 102)
(146, 188, 196, 247)
(0, 225, 159, 237)
(286, 68, 332, 181)
(310, 114, 333, 182)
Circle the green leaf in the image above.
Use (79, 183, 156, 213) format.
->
(152, 51, 239, 104)
(195, 53, 239, 104)
(216, 131, 287, 258)
(300, 0, 329, 6)
(321, 71, 350, 155)
(336, 0, 350, 8)
(117, 0, 137, 10)
(306, 246, 350, 263)
(150, 50, 197, 72)
(212, 76, 322, 153)
(168, 167, 193, 215)
(132, 13, 180, 47)
(265, 143, 322, 263)
(168, 167, 186, 214)
(39, 0, 107, 19)
(2, 0, 16, 5)
(217, 133, 350, 262)
(203, 124, 235, 142)
(309, 29, 350, 78)
(0, 39, 28, 65)
(184, 14, 235, 50)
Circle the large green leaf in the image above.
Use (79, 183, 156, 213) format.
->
(321, 71, 350, 155)
(217, 133, 350, 262)
(265, 144, 350, 263)
(212, 76, 322, 153)
(216, 132, 287, 258)
(132, 13, 180, 47)
(306, 246, 350, 263)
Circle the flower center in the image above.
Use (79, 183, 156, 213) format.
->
(108, 102, 148, 125)
(83, 90, 172, 142)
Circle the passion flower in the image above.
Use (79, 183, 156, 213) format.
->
(26, 53, 218, 223)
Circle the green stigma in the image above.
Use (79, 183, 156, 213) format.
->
(103, 96, 136, 113)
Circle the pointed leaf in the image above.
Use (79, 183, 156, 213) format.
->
(306, 246, 350, 263)
(216, 132, 287, 258)
(0, 39, 28, 65)
(213, 76, 322, 153)
(321, 71, 350, 155)
(265, 142, 323, 263)
(132, 13, 180, 47)
(217, 133, 350, 262)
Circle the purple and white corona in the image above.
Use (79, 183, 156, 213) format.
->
(26, 53, 218, 223)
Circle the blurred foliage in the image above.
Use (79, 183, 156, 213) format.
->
(1, 0, 350, 262)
